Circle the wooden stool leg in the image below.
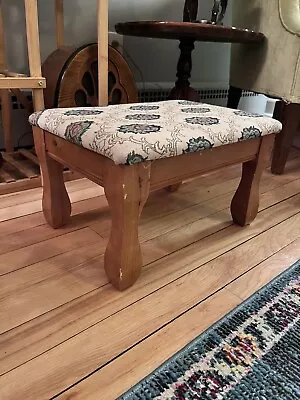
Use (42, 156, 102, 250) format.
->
(231, 135, 274, 226)
(41, 155, 71, 228)
(104, 162, 150, 291)
(1, 90, 14, 152)
(271, 103, 299, 175)
(34, 128, 71, 228)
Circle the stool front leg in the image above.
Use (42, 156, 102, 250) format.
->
(231, 135, 274, 226)
(41, 155, 71, 228)
(104, 162, 151, 291)
(34, 128, 71, 228)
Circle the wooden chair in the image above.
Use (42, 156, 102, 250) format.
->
(228, 0, 300, 175)
(29, 0, 281, 291)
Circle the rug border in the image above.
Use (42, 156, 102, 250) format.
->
(119, 258, 300, 399)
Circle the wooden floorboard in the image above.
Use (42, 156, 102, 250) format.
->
(59, 240, 300, 400)
(0, 157, 300, 399)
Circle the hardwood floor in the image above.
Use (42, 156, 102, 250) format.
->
(1, 154, 300, 399)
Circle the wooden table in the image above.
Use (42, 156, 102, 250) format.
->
(116, 21, 265, 101)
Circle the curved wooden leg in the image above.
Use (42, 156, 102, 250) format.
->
(34, 128, 71, 228)
(271, 103, 299, 175)
(104, 162, 151, 291)
(231, 135, 274, 226)
(41, 155, 71, 228)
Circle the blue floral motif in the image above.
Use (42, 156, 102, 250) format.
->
(186, 117, 220, 125)
(239, 126, 262, 141)
(64, 121, 93, 145)
(183, 137, 214, 154)
(234, 110, 264, 118)
(126, 151, 148, 165)
(178, 101, 198, 106)
(118, 124, 161, 134)
(129, 105, 159, 111)
(181, 107, 211, 114)
(29, 110, 43, 126)
(64, 110, 103, 116)
(125, 114, 160, 121)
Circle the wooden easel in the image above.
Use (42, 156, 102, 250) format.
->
(0, 0, 46, 192)
(0, 0, 45, 118)
(0, 0, 43, 155)
(0, 0, 108, 194)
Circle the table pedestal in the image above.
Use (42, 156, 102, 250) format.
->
(168, 39, 200, 101)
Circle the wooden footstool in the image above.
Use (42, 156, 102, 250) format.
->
(29, 100, 281, 290)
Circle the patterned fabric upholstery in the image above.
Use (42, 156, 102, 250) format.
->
(29, 100, 282, 165)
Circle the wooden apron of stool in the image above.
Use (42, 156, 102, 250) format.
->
(35, 126, 274, 291)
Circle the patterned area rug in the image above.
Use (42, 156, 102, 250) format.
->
(119, 261, 300, 399)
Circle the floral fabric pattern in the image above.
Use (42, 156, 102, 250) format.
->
(64, 109, 103, 116)
(126, 151, 148, 165)
(118, 124, 161, 134)
(234, 110, 264, 117)
(29, 110, 43, 126)
(178, 100, 198, 105)
(125, 114, 160, 121)
(181, 107, 211, 113)
(29, 100, 282, 165)
(129, 105, 159, 111)
(185, 116, 220, 126)
(65, 121, 93, 146)
(183, 137, 214, 153)
(239, 126, 262, 141)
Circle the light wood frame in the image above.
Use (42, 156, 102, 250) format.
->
(0, 0, 45, 100)
(0, 0, 45, 155)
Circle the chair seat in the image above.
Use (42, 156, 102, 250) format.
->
(29, 100, 282, 165)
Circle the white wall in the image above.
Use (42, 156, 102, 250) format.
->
(2, 0, 232, 87)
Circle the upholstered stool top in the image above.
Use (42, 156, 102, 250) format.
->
(29, 100, 282, 165)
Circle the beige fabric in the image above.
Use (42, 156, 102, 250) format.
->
(29, 101, 281, 165)
(230, 0, 300, 103)
(279, 0, 300, 35)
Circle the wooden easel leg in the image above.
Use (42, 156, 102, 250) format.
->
(1, 89, 13, 153)
(104, 162, 151, 291)
(34, 128, 71, 228)
(271, 103, 299, 175)
(231, 135, 274, 226)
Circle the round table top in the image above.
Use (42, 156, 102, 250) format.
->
(116, 21, 265, 44)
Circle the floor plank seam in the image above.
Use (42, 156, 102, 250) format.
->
(0, 224, 97, 263)
(225, 237, 300, 300)
(2, 157, 300, 398)
(2, 202, 300, 337)
(2, 209, 300, 380)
